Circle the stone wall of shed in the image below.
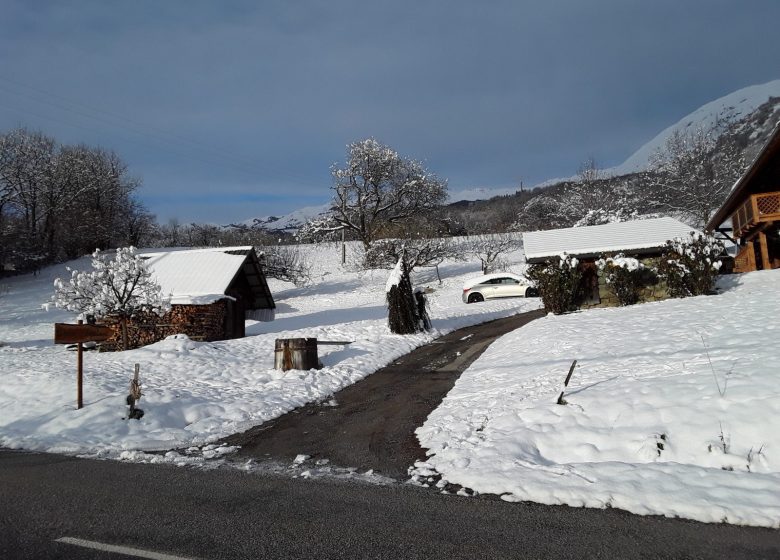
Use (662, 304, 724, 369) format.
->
(100, 300, 227, 350)
(581, 256, 671, 310)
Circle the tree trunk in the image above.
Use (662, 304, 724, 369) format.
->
(120, 316, 129, 351)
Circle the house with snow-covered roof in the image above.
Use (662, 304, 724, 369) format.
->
(706, 124, 780, 273)
(523, 217, 696, 308)
(102, 246, 274, 349)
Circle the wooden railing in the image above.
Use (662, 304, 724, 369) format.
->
(731, 191, 780, 238)
(733, 244, 757, 274)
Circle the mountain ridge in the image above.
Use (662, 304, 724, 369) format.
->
(233, 79, 780, 233)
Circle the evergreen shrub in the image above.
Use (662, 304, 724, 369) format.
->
(526, 253, 583, 314)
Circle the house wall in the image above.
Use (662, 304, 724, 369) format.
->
(580, 256, 671, 309)
(101, 300, 228, 350)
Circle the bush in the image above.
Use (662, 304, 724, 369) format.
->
(596, 255, 657, 306)
(526, 253, 583, 314)
(657, 232, 724, 298)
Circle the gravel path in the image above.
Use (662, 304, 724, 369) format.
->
(227, 308, 546, 478)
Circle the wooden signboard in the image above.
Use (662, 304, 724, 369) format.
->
(54, 322, 113, 344)
(54, 320, 114, 409)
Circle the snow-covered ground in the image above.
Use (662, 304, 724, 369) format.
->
(5, 239, 779, 527)
(414, 269, 780, 527)
(0, 241, 539, 459)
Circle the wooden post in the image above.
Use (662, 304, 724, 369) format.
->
(54, 321, 112, 410)
(758, 231, 771, 270)
(274, 338, 319, 371)
(557, 360, 577, 405)
(77, 319, 84, 410)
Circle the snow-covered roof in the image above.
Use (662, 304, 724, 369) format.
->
(523, 218, 696, 263)
(141, 247, 253, 305)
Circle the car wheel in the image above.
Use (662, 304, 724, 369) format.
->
(467, 293, 484, 303)
(525, 287, 539, 297)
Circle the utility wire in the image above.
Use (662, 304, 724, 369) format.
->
(0, 75, 321, 186)
(0, 75, 268, 170)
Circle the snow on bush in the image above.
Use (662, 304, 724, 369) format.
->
(657, 232, 724, 298)
(596, 254, 658, 306)
(525, 253, 582, 314)
(50, 247, 171, 349)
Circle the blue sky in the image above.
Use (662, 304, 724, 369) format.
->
(1, 1, 779, 223)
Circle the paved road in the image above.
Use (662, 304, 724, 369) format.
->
(228, 309, 547, 478)
(2, 450, 779, 559)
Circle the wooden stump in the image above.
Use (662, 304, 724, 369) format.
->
(274, 338, 319, 371)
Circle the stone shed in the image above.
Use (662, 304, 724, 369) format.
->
(103, 246, 275, 349)
(523, 217, 696, 308)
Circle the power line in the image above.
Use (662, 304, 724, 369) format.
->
(0, 75, 323, 187)
(0, 76, 268, 170)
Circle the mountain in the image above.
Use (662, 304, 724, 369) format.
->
(235, 203, 331, 233)
(532, 79, 780, 188)
(613, 79, 780, 174)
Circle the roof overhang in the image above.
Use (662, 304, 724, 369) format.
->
(706, 123, 780, 231)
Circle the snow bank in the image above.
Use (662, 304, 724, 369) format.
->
(415, 269, 780, 527)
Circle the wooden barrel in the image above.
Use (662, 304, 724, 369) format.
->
(274, 338, 319, 371)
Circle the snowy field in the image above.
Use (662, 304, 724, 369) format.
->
(0, 241, 539, 459)
(414, 269, 780, 527)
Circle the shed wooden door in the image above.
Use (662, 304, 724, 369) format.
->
(224, 298, 246, 339)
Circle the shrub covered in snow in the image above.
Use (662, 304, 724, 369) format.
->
(526, 253, 583, 314)
(657, 232, 724, 298)
(596, 254, 658, 306)
(51, 247, 171, 349)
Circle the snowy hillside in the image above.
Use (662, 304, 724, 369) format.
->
(236, 188, 525, 232)
(447, 186, 518, 203)
(414, 269, 780, 527)
(614, 79, 780, 174)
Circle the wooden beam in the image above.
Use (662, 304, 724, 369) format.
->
(758, 231, 772, 270)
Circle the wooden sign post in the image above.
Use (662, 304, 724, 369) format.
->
(54, 320, 113, 409)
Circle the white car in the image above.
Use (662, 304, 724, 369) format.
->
(462, 272, 538, 303)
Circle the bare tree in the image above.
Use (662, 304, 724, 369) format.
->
(464, 233, 521, 274)
(257, 244, 312, 286)
(0, 128, 145, 267)
(307, 139, 447, 250)
(648, 125, 746, 227)
(513, 194, 579, 232)
(121, 199, 157, 247)
(363, 236, 456, 282)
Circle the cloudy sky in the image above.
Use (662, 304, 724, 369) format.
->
(1, 1, 778, 223)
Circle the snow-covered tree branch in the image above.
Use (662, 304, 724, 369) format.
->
(463, 233, 521, 274)
(325, 139, 447, 250)
(648, 125, 746, 228)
